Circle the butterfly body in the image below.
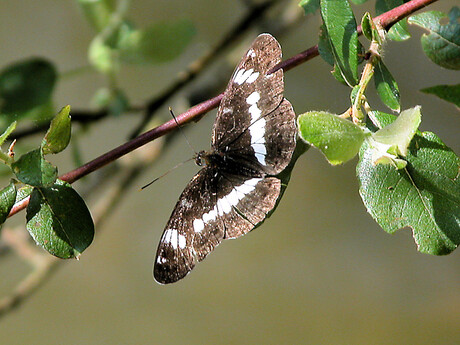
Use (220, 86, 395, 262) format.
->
(154, 34, 296, 284)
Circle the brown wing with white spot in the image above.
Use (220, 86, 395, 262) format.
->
(154, 168, 224, 284)
(211, 34, 284, 151)
(154, 167, 282, 284)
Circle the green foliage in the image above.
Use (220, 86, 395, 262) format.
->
(26, 184, 94, 259)
(421, 84, 460, 107)
(408, 7, 460, 70)
(0, 107, 95, 258)
(297, 111, 368, 165)
(357, 126, 460, 255)
(0, 180, 17, 226)
(0, 58, 57, 118)
(42, 105, 72, 154)
(319, 0, 359, 86)
(296, 2, 460, 257)
(370, 107, 421, 169)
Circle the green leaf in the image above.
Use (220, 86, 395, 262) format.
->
(119, 19, 196, 64)
(41, 105, 71, 155)
(421, 84, 460, 107)
(298, 0, 320, 15)
(26, 184, 94, 259)
(408, 8, 460, 70)
(320, 0, 359, 86)
(374, 57, 401, 111)
(297, 111, 368, 165)
(372, 106, 421, 157)
(376, 0, 411, 41)
(357, 130, 460, 255)
(11, 148, 57, 187)
(0, 180, 17, 226)
(361, 12, 374, 41)
(77, 0, 116, 32)
(15, 185, 33, 203)
(0, 58, 57, 115)
(0, 121, 16, 147)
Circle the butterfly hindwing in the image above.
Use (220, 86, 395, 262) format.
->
(154, 168, 224, 284)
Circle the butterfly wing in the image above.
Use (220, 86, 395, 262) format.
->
(155, 34, 296, 284)
(154, 167, 225, 284)
(212, 33, 296, 176)
(154, 167, 282, 284)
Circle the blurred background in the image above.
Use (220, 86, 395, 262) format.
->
(0, 1, 458, 344)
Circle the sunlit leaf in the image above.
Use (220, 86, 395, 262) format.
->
(357, 129, 460, 255)
(42, 105, 71, 155)
(298, 111, 367, 165)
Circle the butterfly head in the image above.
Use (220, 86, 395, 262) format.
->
(194, 150, 209, 167)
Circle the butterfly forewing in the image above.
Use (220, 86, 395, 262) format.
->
(154, 33, 296, 284)
(212, 34, 284, 150)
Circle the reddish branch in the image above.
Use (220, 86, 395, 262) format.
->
(7, 0, 438, 217)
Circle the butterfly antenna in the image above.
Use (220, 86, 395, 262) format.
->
(140, 157, 194, 190)
(169, 107, 197, 155)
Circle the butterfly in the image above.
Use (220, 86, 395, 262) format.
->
(154, 33, 296, 284)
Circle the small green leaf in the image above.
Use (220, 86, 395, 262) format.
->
(376, 0, 411, 41)
(16, 185, 33, 203)
(408, 7, 460, 70)
(421, 84, 460, 107)
(320, 0, 359, 86)
(361, 12, 374, 41)
(298, 0, 320, 15)
(298, 111, 368, 165)
(11, 148, 57, 187)
(374, 57, 400, 111)
(26, 184, 94, 259)
(119, 19, 196, 64)
(0, 180, 17, 226)
(0, 121, 16, 147)
(357, 129, 460, 255)
(372, 106, 421, 157)
(77, 0, 116, 32)
(41, 105, 71, 155)
(0, 58, 57, 115)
